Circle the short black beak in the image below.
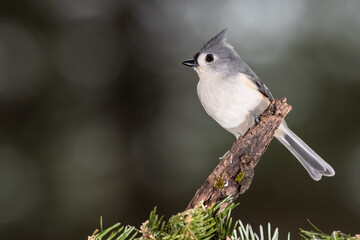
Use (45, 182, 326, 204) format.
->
(182, 59, 198, 67)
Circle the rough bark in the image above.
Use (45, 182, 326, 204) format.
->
(186, 98, 292, 210)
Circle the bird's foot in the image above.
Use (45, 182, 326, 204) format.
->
(254, 114, 261, 125)
(219, 150, 230, 161)
(219, 150, 235, 164)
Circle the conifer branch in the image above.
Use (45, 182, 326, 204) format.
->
(89, 99, 359, 240)
(187, 98, 292, 210)
(89, 196, 359, 240)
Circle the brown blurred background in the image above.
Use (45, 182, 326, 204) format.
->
(0, 0, 359, 239)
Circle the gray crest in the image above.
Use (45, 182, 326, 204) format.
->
(200, 28, 228, 53)
(199, 29, 275, 101)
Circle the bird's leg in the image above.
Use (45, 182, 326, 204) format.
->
(219, 150, 229, 161)
(219, 150, 234, 163)
(254, 114, 261, 125)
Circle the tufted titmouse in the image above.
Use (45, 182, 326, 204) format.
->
(182, 29, 335, 181)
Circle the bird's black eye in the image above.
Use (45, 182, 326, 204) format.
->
(205, 54, 214, 62)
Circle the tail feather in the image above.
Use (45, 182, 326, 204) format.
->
(275, 123, 335, 181)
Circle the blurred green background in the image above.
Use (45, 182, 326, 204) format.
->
(0, 0, 359, 239)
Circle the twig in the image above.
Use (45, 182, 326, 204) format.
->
(186, 98, 292, 210)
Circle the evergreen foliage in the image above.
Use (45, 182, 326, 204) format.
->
(89, 196, 358, 240)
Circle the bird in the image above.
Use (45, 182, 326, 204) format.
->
(182, 29, 335, 181)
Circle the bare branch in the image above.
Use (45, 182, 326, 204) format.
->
(186, 98, 292, 210)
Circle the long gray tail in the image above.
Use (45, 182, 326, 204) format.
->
(275, 122, 335, 181)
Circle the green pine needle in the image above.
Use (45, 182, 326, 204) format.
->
(299, 220, 357, 240)
(89, 197, 358, 240)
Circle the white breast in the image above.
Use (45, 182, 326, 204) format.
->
(197, 73, 270, 138)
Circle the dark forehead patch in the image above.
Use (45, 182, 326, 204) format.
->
(194, 52, 200, 61)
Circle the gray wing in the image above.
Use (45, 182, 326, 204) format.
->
(238, 59, 274, 101)
(249, 75, 274, 101)
(233, 53, 274, 100)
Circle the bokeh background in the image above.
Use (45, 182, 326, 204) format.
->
(0, 0, 359, 239)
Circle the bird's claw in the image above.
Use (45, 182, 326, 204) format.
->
(254, 114, 261, 125)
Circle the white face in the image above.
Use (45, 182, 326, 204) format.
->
(194, 52, 218, 78)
